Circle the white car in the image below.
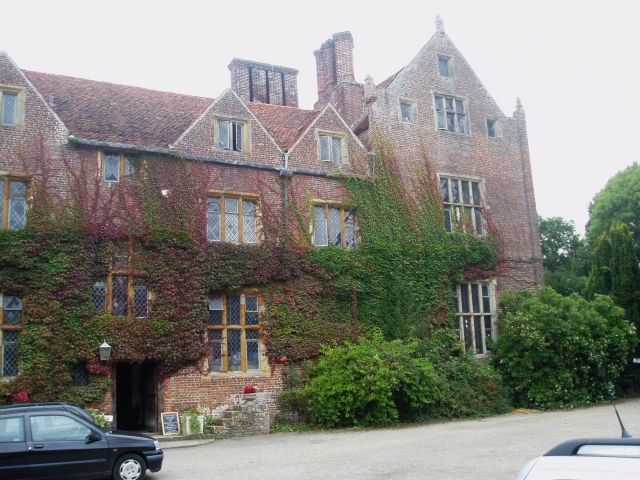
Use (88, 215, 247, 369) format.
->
(516, 437, 640, 480)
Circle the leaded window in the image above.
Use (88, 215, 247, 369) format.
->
(218, 119, 245, 152)
(207, 196, 259, 244)
(319, 134, 343, 163)
(313, 204, 357, 248)
(400, 100, 417, 124)
(452, 282, 495, 355)
(102, 152, 138, 183)
(440, 176, 484, 235)
(0, 179, 28, 230)
(73, 362, 89, 386)
(1, 92, 17, 125)
(93, 242, 148, 318)
(1, 294, 22, 379)
(207, 292, 262, 373)
(434, 94, 467, 134)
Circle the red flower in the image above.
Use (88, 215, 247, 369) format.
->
(243, 385, 256, 394)
(276, 356, 289, 364)
(12, 389, 29, 403)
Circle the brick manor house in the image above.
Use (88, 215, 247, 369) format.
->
(0, 18, 542, 430)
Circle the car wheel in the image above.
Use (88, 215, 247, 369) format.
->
(113, 453, 146, 480)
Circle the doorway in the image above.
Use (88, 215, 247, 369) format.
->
(115, 362, 158, 432)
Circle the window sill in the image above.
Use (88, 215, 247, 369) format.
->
(206, 368, 271, 379)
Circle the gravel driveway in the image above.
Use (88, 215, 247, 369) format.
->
(149, 398, 640, 480)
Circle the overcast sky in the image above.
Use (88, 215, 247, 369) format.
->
(2, 0, 637, 234)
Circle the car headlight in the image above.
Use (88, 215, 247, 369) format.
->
(154, 440, 161, 451)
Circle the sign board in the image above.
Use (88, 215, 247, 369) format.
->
(160, 412, 180, 436)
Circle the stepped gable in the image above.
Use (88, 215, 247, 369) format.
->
(24, 71, 212, 148)
(246, 102, 319, 150)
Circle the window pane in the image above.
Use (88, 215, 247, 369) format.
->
(112, 276, 128, 316)
(245, 296, 259, 325)
(472, 182, 481, 206)
(30, 415, 90, 442)
(207, 197, 221, 242)
(434, 96, 443, 111)
(331, 137, 341, 163)
(246, 331, 259, 370)
(484, 315, 493, 341)
(400, 102, 413, 123)
(208, 297, 223, 324)
(445, 97, 454, 111)
(8, 182, 27, 230)
(438, 56, 450, 77)
(487, 119, 496, 137)
(73, 362, 89, 386)
(450, 179, 460, 203)
(227, 330, 242, 371)
(457, 114, 467, 134)
(440, 178, 449, 202)
(104, 154, 120, 182)
(328, 208, 341, 246)
(227, 296, 240, 325)
(92, 280, 107, 312)
(314, 206, 328, 246)
(459, 284, 469, 313)
(437, 111, 446, 129)
(461, 180, 471, 204)
(218, 120, 230, 149)
(124, 156, 137, 180)
(208, 330, 223, 372)
(133, 278, 148, 317)
(2, 331, 18, 377)
(455, 99, 464, 113)
(225, 198, 239, 243)
(471, 284, 480, 312)
(446, 112, 455, 131)
(345, 210, 357, 248)
(474, 316, 483, 354)
(443, 207, 452, 232)
(2, 93, 17, 125)
(233, 122, 243, 151)
(243, 200, 258, 244)
(0, 417, 24, 443)
(475, 210, 484, 236)
(319, 135, 330, 161)
(463, 316, 473, 351)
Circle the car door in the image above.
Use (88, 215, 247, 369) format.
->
(26, 413, 109, 479)
(0, 414, 29, 480)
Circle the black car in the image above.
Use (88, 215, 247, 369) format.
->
(0, 402, 163, 480)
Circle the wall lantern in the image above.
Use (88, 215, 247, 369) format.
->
(99, 341, 112, 362)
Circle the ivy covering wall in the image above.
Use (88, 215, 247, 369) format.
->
(0, 141, 499, 406)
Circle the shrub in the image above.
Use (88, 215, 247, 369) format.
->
(492, 287, 636, 409)
(303, 330, 437, 427)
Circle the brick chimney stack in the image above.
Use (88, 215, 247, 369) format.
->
(229, 59, 299, 107)
(314, 31, 355, 105)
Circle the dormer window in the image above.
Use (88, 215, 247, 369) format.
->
(217, 119, 247, 152)
(437, 54, 453, 78)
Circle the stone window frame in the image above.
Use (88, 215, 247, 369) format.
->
(99, 151, 140, 184)
(433, 93, 469, 135)
(206, 290, 268, 376)
(437, 53, 454, 79)
(452, 280, 496, 356)
(399, 98, 418, 125)
(438, 173, 486, 236)
(92, 241, 149, 318)
(316, 129, 348, 164)
(486, 117, 500, 139)
(0, 85, 26, 128)
(215, 116, 251, 154)
(0, 293, 22, 380)
(206, 191, 261, 245)
(311, 201, 358, 249)
(0, 176, 29, 231)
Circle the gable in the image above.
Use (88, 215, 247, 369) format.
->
(173, 89, 283, 166)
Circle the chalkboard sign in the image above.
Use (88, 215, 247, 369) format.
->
(161, 412, 180, 436)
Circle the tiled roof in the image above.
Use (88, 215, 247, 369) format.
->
(377, 68, 404, 89)
(25, 71, 213, 148)
(247, 102, 319, 150)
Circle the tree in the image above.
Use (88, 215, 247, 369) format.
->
(588, 163, 640, 256)
(539, 216, 588, 296)
(588, 223, 640, 326)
